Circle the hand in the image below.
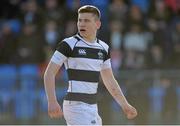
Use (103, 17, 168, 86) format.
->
(122, 103, 137, 119)
(48, 101, 63, 119)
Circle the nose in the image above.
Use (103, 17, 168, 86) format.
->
(79, 21, 85, 27)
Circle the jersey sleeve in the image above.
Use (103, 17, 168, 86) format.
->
(101, 47, 111, 70)
(56, 41, 72, 57)
(50, 41, 72, 66)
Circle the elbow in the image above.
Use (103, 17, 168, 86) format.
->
(44, 69, 52, 80)
(44, 70, 48, 82)
(44, 69, 55, 81)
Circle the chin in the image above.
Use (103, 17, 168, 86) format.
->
(79, 32, 86, 37)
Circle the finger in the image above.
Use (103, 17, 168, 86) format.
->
(49, 112, 60, 118)
(132, 109, 137, 115)
(49, 110, 58, 118)
(127, 114, 135, 119)
(127, 112, 137, 119)
(51, 110, 63, 118)
(126, 110, 136, 119)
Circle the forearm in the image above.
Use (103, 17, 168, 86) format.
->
(44, 71, 57, 102)
(103, 76, 128, 107)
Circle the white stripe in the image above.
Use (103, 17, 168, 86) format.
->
(101, 59, 111, 70)
(50, 51, 67, 66)
(67, 58, 103, 71)
(75, 41, 103, 49)
(67, 80, 98, 94)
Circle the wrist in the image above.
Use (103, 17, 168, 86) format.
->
(48, 98, 58, 103)
(120, 100, 129, 108)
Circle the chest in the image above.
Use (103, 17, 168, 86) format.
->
(67, 47, 106, 70)
(71, 47, 106, 61)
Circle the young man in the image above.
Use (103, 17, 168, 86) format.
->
(44, 5, 137, 125)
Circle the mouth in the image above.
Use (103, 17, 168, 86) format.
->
(80, 29, 86, 32)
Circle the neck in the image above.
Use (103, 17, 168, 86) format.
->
(78, 33, 97, 43)
(84, 36, 96, 43)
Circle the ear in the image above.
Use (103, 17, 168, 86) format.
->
(96, 20, 101, 29)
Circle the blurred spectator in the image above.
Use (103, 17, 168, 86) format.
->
(108, 0, 128, 23)
(43, 0, 66, 27)
(0, 23, 18, 64)
(123, 24, 150, 69)
(109, 20, 124, 74)
(165, 0, 180, 13)
(64, 20, 77, 37)
(149, 0, 172, 22)
(130, 0, 150, 14)
(111, 50, 122, 76)
(44, 20, 59, 49)
(19, 0, 44, 28)
(43, 20, 61, 62)
(65, 0, 80, 20)
(146, 17, 173, 68)
(146, 18, 163, 68)
(127, 5, 144, 30)
(171, 20, 180, 67)
(66, 0, 80, 11)
(16, 24, 45, 64)
(149, 45, 163, 68)
(109, 20, 124, 49)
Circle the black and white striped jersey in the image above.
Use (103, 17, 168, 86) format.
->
(51, 33, 111, 94)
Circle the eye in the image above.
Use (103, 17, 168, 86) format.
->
(84, 19, 90, 22)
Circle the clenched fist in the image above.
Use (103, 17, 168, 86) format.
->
(48, 101, 63, 119)
(122, 103, 137, 119)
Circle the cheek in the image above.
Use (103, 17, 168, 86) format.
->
(90, 23, 98, 30)
(89, 26, 96, 32)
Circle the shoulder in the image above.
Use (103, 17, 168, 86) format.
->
(61, 36, 79, 50)
(56, 36, 78, 57)
(98, 39, 109, 53)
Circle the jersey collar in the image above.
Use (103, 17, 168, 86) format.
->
(76, 33, 98, 44)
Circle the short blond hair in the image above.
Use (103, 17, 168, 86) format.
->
(78, 5, 101, 20)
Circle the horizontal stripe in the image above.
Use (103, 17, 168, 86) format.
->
(101, 59, 111, 70)
(75, 40, 103, 49)
(50, 51, 67, 65)
(67, 80, 98, 94)
(67, 58, 103, 71)
(64, 92, 97, 104)
(67, 69, 100, 82)
(56, 41, 72, 57)
(72, 47, 107, 60)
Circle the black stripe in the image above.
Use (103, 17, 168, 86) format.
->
(56, 41, 72, 57)
(67, 69, 100, 82)
(72, 47, 106, 60)
(73, 36, 81, 41)
(64, 92, 97, 104)
(105, 47, 110, 61)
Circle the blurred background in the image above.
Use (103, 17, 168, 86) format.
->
(0, 0, 180, 125)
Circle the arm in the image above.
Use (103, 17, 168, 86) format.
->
(100, 68, 137, 119)
(44, 61, 63, 118)
(44, 61, 61, 103)
(44, 40, 70, 118)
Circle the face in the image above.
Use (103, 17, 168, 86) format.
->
(77, 13, 101, 39)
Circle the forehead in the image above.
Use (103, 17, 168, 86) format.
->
(78, 13, 96, 20)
